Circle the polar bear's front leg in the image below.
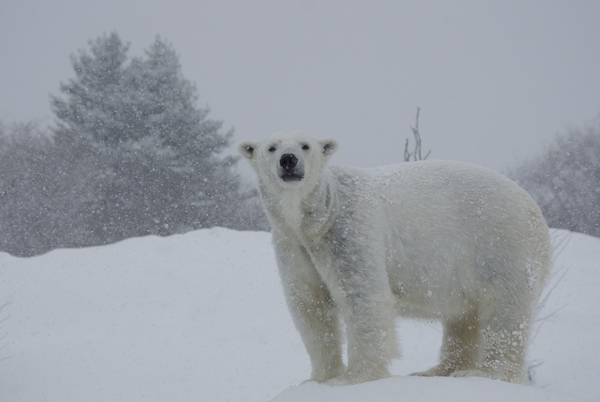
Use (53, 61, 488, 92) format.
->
(274, 239, 345, 382)
(319, 246, 399, 385)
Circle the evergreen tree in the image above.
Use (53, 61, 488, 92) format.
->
(0, 32, 267, 257)
(0, 121, 87, 256)
(52, 32, 130, 145)
(50, 32, 264, 243)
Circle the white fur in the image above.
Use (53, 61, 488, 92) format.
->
(239, 132, 551, 385)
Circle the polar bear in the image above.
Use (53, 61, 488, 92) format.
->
(238, 132, 551, 385)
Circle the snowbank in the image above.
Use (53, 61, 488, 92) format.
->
(0, 228, 598, 401)
(271, 376, 588, 402)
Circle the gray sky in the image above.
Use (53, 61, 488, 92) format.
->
(1, 0, 599, 172)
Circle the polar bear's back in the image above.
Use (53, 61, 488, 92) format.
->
(329, 160, 552, 318)
(332, 160, 544, 227)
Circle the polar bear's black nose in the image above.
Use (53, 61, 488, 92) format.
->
(280, 153, 298, 170)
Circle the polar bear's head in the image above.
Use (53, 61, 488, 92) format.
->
(238, 132, 338, 192)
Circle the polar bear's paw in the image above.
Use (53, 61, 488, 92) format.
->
(305, 363, 346, 384)
(410, 364, 455, 377)
(323, 370, 390, 386)
(450, 368, 524, 384)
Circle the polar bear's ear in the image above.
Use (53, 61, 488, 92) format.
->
(238, 141, 259, 159)
(319, 138, 339, 156)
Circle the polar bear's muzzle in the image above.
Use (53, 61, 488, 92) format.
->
(279, 153, 305, 182)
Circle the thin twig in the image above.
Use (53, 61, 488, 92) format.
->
(527, 230, 573, 384)
(405, 107, 430, 162)
(411, 107, 421, 161)
(404, 138, 412, 162)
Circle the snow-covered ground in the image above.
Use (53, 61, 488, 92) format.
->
(0, 228, 598, 401)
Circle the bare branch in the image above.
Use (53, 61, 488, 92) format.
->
(411, 107, 421, 161)
(404, 138, 412, 162)
(404, 107, 431, 162)
(526, 359, 544, 384)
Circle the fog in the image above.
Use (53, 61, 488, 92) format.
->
(1, 1, 599, 171)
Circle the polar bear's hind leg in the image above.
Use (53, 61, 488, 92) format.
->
(450, 300, 531, 384)
(412, 310, 481, 377)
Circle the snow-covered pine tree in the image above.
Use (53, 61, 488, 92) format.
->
(509, 117, 600, 237)
(51, 32, 261, 243)
(0, 122, 57, 256)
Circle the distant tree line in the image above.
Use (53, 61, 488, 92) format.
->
(509, 117, 600, 237)
(0, 32, 268, 257)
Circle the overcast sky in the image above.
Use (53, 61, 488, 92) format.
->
(1, 0, 599, 172)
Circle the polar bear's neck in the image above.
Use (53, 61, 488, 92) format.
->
(262, 170, 338, 241)
(279, 190, 306, 229)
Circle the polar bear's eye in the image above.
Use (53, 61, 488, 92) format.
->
(302, 144, 310, 150)
(268, 146, 276, 152)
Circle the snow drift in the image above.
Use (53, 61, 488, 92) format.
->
(0, 228, 598, 401)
